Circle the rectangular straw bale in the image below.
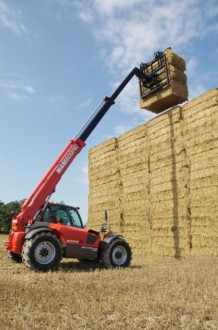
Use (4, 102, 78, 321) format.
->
(122, 200, 147, 214)
(147, 106, 182, 129)
(150, 144, 184, 162)
(182, 88, 218, 114)
(119, 163, 147, 176)
(89, 176, 120, 190)
(168, 66, 187, 82)
(190, 168, 217, 181)
(191, 233, 217, 251)
(184, 103, 218, 126)
(89, 146, 118, 162)
(118, 141, 147, 155)
(150, 168, 185, 185)
(186, 140, 217, 156)
(123, 237, 151, 256)
(191, 221, 217, 235)
(190, 175, 217, 189)
(150, 187, 185, 201)
(118, 124, 146, 144)
(89, 167, 119, 180)
(164, 48, 186, 71)
(139, 49, 188, 113)
(149, 134, 183, 154)
(118, 153, 147, 167)
(190, 186, 218, 206)
(89, 152, 118, 169)
(88, 190, 120, 203)
(121, 185, 148, 197)
(122, 190, 148, 203)
(150, 198, 186, 216)
(189, 151, 217, 168)
(89, 137, 117, 156)
(122, 173, 148, 187)
(88, 199, 120, 211)
(184, 130, 217, 149)
(151, 216, 187, 229)
(149, 153, 185, 169)
(89, 161, 118, 177)
(123, 214, 150, 227)
(89, 185, 120, 199)
(184, 117, 217, 135)
(191, 206, 217, 218)
(139, 80, 188, 114)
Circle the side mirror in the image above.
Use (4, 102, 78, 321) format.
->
(101, 210, 108, 233)
(104, 210, 108, 223)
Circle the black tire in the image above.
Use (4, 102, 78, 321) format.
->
(101, 237, 132, 268)
(22, 232, 62, 272)
(7, 251, 22, 263)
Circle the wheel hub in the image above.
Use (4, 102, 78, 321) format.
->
(35, 241, 56, 265)
(112, 246, 127, 266)
(39, 247, 49, 258)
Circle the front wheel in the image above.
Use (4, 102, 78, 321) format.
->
(22, 232, 62, 272)
(101, 237, 132, 268)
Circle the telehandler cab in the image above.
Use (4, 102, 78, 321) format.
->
(5, 51, 170, 271)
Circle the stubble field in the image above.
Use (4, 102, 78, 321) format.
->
(0, 234, 217, 330)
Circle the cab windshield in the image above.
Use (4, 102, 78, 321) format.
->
(42, 204, 83, 228)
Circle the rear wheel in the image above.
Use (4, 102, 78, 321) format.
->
(22, 232, 62, 272)
(101, 237, 132, 268)
(7, 251, 22, 263)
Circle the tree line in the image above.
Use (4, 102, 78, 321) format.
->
(0, 200, 25, 234)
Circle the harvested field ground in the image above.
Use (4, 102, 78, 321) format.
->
(0, 235, 217, 330)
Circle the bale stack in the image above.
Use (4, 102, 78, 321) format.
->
(147, 106, 190, 257)
(117, 125, 151, 256)
(88, 88, 217, 259)
(139, 48, 188, 114)
(88, 138, 121, 233)
(182, 88, 218, 256)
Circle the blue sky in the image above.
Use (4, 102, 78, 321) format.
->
(0, 0, 217, 224)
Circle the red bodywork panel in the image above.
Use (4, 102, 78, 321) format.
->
(6, 231, 25, 254)
(6, 224, 102, 256)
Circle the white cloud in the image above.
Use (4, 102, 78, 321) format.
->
(75, 1, 218, 73)
(53, 0, 218, 119)
(73, 0, 218, 119)
(93, 0, 142, 15)
(8, 92, 31, 101)
(24, 86, 35, 94)
(0, 81, 35, 97)
(0, 0, 28, 35)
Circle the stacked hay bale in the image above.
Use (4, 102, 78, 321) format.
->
(182, 88, 218, 256)
(147, 106, 190, 258)
(88, 89, 217, 258)
(139, 48, 188, 113)
(117, 125, 151, 256)
(88, 138, 121, 233)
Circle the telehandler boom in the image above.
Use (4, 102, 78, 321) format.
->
(5, 51, 169, 271)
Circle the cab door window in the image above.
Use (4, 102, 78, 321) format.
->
(56, 209, 71, 226)
(68, 208, 83, 228)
